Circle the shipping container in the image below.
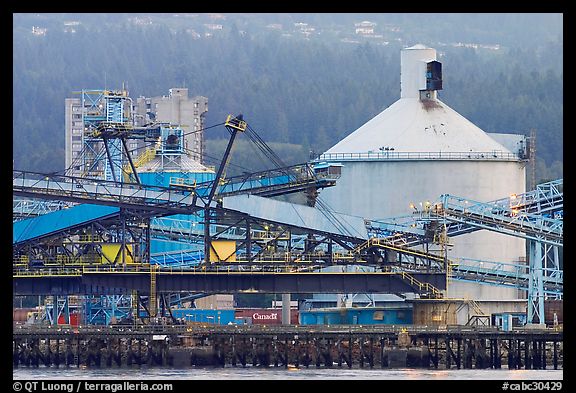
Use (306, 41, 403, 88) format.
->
(234, 308, 299, 325)
(57, 312, 80, 326)
(299, 306, 412, 325)
(170, 308, 235, 325)
(13, 308, 36, 323)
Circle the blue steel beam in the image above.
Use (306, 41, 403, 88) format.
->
(13, 199, 74, 221)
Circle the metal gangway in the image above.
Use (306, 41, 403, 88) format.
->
(450, 257, 563, 296)
(367, 179, 563, 247)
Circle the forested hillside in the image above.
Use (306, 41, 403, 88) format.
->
(13, 13, 563, 182)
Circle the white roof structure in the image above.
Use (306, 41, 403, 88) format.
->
(325, 97, 511, 154)
(325, 44, 512, 155)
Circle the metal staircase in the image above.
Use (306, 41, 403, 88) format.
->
(464, 299, 490, 326)
(149, 265, 158, 318)
(396, 271, 443, 299)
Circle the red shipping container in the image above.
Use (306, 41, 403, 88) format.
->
(70, 312, 80, 326)
(57, 312, 80, 326)
(235, 308, 299, 325)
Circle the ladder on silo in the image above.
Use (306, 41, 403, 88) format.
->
(131, 290, 139, 324)
(149, 265, 157, 317)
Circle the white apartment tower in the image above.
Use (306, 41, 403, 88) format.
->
(64, 97, 84, 175)
(135, 88, 208, 163)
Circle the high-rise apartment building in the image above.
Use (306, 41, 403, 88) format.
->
(64, 97, 84, 174)
(135, 88, 208, 163)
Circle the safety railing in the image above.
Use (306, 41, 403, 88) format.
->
(397, 271, 443, 298)
(13, 170, 206, 212)
(319, 151, 522, 162)
(438, 194, 563, 247)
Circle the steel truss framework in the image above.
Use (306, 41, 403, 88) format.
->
(357, 178, 563, 324)
(428, 180, 563, 324)
(14, 174, 563, 308)
(13, 173, 563, 323)
(14, 103, 562, 324)
(13, 197, 448, 307)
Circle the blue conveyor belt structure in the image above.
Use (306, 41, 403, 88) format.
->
(13, 204, 119, 244)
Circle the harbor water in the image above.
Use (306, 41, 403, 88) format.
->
(13, 366, 563, 380)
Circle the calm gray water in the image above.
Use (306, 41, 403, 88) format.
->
(13, 366, 563, 380)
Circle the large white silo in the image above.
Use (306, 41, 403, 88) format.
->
(318, 44, 527, 300)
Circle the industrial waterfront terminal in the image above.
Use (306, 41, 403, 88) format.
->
(12, 45, 563, 371)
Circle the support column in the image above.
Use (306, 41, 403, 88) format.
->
(553, 340, 558, 370)
(282, 294, 291, 325)
(525, 340, 531, 369)
(434, 337, 439, 369)
(446, 338, 452, 369)
(52, 295, 58, 326)
(495, 339, 501, 369)
(456, 338, 461, 369)
(508, 339, 515, 369)
(542, 340, 546, 369)
(528, 241, 545, 324)
(489, 339, 494, 369)
(204, 208, 211, 264)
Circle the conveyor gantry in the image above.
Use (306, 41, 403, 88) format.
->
(13, 170, 208, 215)
(435, 194, 562, 247)
(367, 179, 563, 248)
(13, 162, 338, 220)
(489, 179, 563, 217)
(362, 179, 564, 319)
(13, 162, 341, 245)
(450, 258, 563, 296)
(189, 162, 338, 199)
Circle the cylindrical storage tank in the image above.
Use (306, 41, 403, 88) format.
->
(318, 45, 526, 301)
(138, 155, 216, 255)
(401, 44, 437, 99)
